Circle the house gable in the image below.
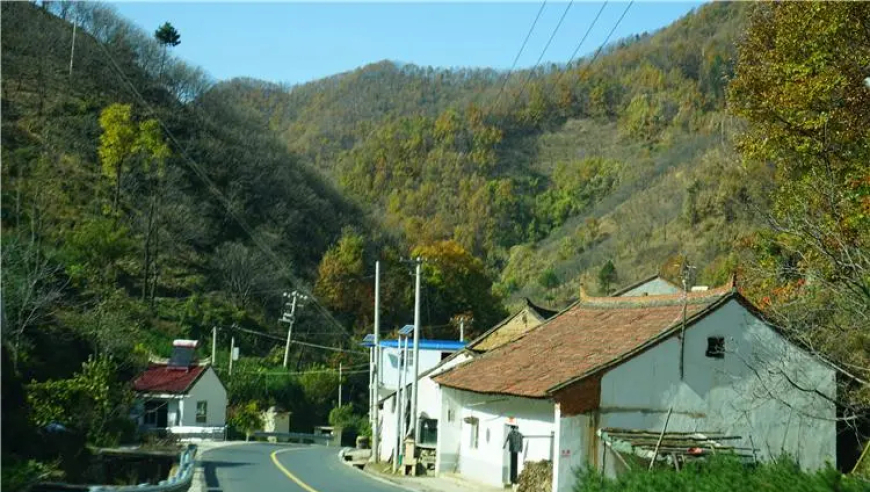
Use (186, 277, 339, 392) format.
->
(612, 274, 682, 297)
(593, 298, 837, 471)
(467, 299, 558, 353)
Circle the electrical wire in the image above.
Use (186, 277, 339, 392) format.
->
(513, 0, 575, 104)
(557, 1, 608, 82)
(555, 0, 633, 89)
(488, 0, 548, 111)
(92, 37, 354, 342)
(226, 324, 368, 355)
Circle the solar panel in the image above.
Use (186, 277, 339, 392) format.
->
(398, 325, 414, 336)
(168, 346, 195, 368)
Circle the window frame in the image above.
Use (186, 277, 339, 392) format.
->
(705, 336, 725, 359)
(196, 400, 208, 424)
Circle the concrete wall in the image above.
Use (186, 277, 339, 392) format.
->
(180, 367, 227, 427)
(439, 387, 554, 488)
(596, 299, 836, 474)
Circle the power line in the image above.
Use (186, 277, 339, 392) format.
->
(92, 37, 354, 341)
(226, 324, 368, 355)
(489, 0, 548, 111)
(557, 1, 608, 83)
(513, 0, 575, 104)
(556, 0, 633, 89)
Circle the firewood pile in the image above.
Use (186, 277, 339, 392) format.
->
(517, 460, 552, 492)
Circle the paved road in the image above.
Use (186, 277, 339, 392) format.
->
(200, 443, 404, 492)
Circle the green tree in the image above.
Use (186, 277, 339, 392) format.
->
(598, 260, 617, 294)
(227, 401, 263, 441)
(26, 356, 134, 447)
(98, 104, 137, 213)
(154, 21, 180, 79)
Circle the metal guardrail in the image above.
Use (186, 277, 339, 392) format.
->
(142, 426, 226, 442)
(88, 444, 197, 492)
(250, 431, 336, 445)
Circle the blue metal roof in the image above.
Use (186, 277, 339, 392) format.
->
(378, 339, 466, 351)
(360, 334, 376, 348)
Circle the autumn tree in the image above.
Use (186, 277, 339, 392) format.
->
(728, 3, 870, 402)
(411, 240, 505, 336)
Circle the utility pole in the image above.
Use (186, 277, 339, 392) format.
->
(281, 291, 307, 369)
(410, 257, 423, 443)
(678, 256, 695, 381)
(229, 336, 235, 375)
(394, 334, 404, 473)
(338, 362, 343, 407)
(211, 326, 217, 364)
(68, 20, 77, 78)
(372, 260, 380, 462)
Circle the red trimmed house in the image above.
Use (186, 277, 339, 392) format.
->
(433, 281, 845, 491)
(132, 340, 227, 439)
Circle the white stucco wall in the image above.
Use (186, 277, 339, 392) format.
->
(379, 392, 403, 462)
(596, 299, 837, 474)
(180, 367, 227, 427)
(552, 406, 591, 492)
(439, 387, 555, 488)
(378, 352, 474, 464)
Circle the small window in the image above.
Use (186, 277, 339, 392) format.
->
(196, 401, 208, 423)
(144, 401, 160, 425)
(447, 409, 454, 422)
(706, 337, 725, 359)
(470, 420, 479, 449)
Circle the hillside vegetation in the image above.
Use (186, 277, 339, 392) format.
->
(229, 2, 757, 310)
(2, 1, 868, 487)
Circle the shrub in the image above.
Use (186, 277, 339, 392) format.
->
(572, 455, 868, 492)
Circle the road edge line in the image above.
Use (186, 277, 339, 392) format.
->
(271, 448, 321, 492)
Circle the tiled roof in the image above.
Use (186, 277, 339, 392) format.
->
(132, 364, 207, 394)
(434, 286, 735, 398)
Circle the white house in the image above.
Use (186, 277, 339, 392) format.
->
(376, 300, 560, 467)
(132, 340, 227, 440)
(434, 281, 844, 491)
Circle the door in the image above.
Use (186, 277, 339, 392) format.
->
(505, 424, 520, 485)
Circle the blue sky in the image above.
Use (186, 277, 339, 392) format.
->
(110, 2, 705, 86)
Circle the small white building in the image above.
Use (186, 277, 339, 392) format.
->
(132, 340, 227, 440)
(376, 300, 560, 467)
(435, 282, 844, 491)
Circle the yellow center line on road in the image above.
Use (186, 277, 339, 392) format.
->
(270, 447, 321, 492)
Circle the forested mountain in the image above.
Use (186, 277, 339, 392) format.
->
(229, 2, 756, 308)
(4, 1, 868, 487)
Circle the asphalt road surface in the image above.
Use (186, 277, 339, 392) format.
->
(201, 443, 403, 492)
